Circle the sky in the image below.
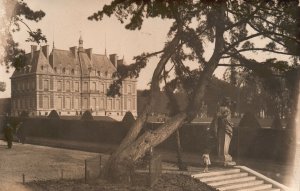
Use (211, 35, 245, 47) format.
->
(0, 0, 292, 98)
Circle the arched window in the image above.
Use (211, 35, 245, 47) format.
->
(62, 68, 66, 74)
(54, 67, 57, 72)
(41, 65, 44, 71)
(71, 69, 74, 75)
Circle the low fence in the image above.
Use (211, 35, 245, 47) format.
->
(85, 155, 102, 183)
(20, 155, 102, 184)
(133, 153, 162, 187)
(148, 154, 162, 187)
(20, 166, 85, 184)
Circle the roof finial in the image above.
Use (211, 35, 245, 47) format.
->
(79, 31, 83, 44)
(104, 32, 107, 56)
(52, 26, 55, 49)
(79, 31, 83, 51)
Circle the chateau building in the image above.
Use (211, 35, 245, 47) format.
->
(10, 36, 137, 120)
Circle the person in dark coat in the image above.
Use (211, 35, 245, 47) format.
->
(3, 122, 13, 149)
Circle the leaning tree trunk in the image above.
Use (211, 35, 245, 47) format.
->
(102, 33, 181, 181)
(102, 3, 226, 182)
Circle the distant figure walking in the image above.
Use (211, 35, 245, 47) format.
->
(16, 122, 25, 144)
(210, 97, 235, 166)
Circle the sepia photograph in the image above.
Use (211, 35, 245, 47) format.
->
(0, 0, 300, 190)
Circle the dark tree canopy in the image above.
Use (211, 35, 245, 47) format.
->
(2, 0, 47, 71)
(90, 0, 300, 117)
(88, 0, 300, 182)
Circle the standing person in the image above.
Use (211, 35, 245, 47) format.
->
(202, 153, 211, 172)
(16, 122, 25, 143)
(210, 97, 236, 166)
(3, 121, 13, 149)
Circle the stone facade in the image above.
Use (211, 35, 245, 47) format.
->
(10, 37, 137, 120)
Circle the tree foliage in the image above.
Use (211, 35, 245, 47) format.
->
(2, 0, 47, 72)
(90, 0, 299, 113)
(88, 0, 300, 182)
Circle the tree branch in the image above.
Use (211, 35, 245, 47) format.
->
(222, 32, 264, 54)
(232, 48, 293, 56)
(225, 1, 265, 31)
(247, 21, 300, 44)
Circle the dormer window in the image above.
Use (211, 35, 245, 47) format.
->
(97, 71, 100, 76)
(105, 71, 108, 77)
(62, 68, 66, 74)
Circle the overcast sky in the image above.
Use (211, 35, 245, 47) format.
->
(0, 0, 177, 98)
(0, 0, 291, 98)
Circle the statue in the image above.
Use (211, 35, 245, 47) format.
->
(210, 97, 236, 166)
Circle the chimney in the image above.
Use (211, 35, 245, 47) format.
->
(31, 45, 38, 59)
(42, 45, 49, 58)
(85, 48, 92, 59)
(109, 54, 118, 68)
(69, 46, 78, 57)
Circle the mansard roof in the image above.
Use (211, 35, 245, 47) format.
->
(11, 48, 53, 77)
(49, 48, 117, 75)
(12, 45, 118, 78)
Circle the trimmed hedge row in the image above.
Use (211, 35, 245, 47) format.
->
(0, 116, 294, 162)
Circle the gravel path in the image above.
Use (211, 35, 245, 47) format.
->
(0, 140, 99, 191)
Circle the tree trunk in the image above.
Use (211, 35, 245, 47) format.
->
(103, 113, 187, 182)
(102, 3, 226, 182)
(175, 129, 187, 170)
(102, 33, 181, 181)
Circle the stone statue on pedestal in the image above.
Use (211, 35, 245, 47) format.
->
(210, 97, 236, 166)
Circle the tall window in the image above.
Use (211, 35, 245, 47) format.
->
(57, 97, 62, 109)
(44, 80, 49, 91)
(74, 82, 79, 92)
(74, 98, 79, 109)
(83, 82, 88, 92)
(57, 81, 62, 91)
(99, 98, 104, 109)
(32, 80, 36, 90)
(91, 82, 96, 91)
(100, 83, 105, 93)
(133, 98, 136, 110)
(107, 99, 112, 110)
(127, 84, 132, 94)
(82, 98, 88, 109)
(65, 97, 71, 109)
(127, 99, 131, 110)
(66, 81, 70, 92)
(43, 96, 49, 109)
(133, 84, 136, 94)
(115, 99, 120, 110)
(91, 98, 96, 110)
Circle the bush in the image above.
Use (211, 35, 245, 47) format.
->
(48, 110, 60, 119)
(81, 111, 94, 121)
(122, 111, 135, 128)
